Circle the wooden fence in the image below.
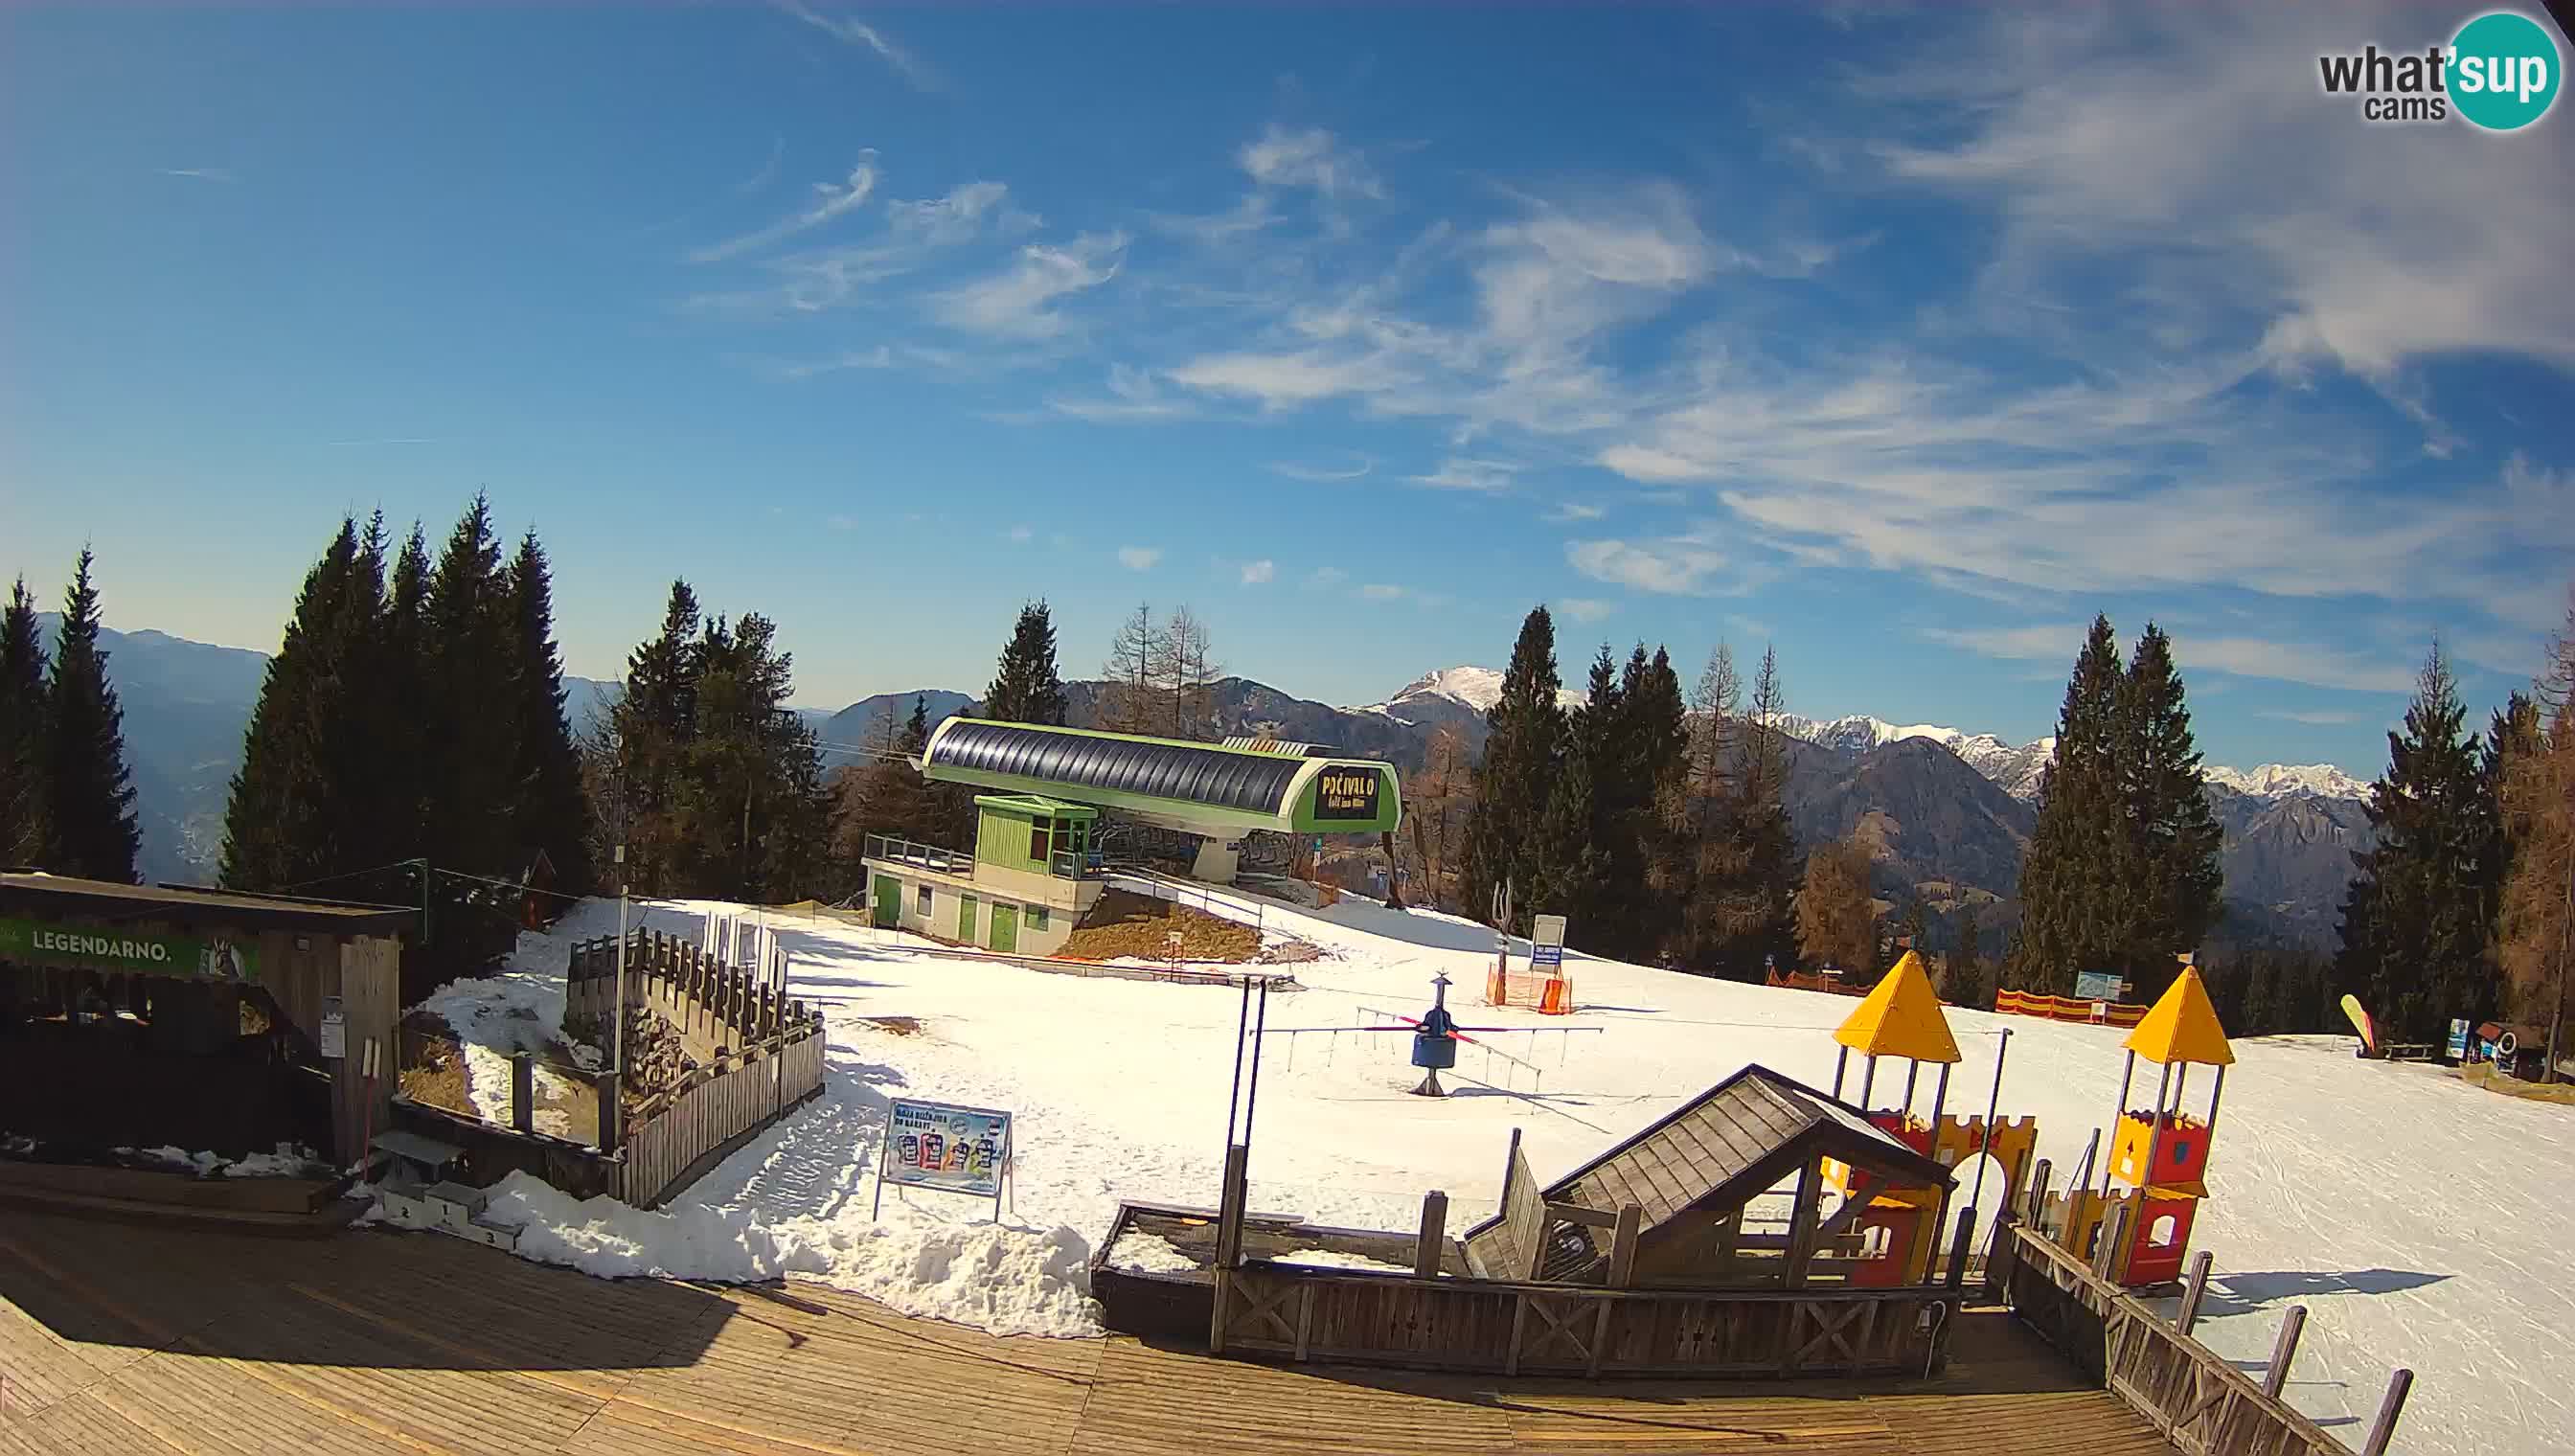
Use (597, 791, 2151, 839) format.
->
(388, 927, 828, 1210)
(1991, 1221, 2406, 1455)
(1211, 1262, 1954, 1377)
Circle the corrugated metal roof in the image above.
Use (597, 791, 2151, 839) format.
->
(928, 719, 1311, 816)
(0, 873, 415, 933)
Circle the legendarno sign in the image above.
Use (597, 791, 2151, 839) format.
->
(0, 917, 258, 981)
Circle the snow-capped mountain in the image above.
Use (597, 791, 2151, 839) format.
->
(2202, 762, 2372, 802)
(1356, 667, 2364, 807)
(1349, 665, 1584, 727)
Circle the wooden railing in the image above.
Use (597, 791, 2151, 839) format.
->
(1212, 1263, 1955, 1377)
(566, 926, 803, 1046)
(1992, 1222, 2409, 1455)
(615, 1024, 827, 1208)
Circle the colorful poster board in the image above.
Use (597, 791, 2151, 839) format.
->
(2447, 1017, 2471, 1060)
(2073, 970, 2126, 1002)
(0, 916, 258, 981)
(876, 1098, 1012, 1217)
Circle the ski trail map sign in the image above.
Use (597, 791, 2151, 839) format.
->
(874, 1098, 1013, 1220)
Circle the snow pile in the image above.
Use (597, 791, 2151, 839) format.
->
(480, 1172, 1101, 1337)
(1104, 1232, 1200, 1275)
(116, 1143, 323, 1178)
(1277, 1248, 1413, 1273)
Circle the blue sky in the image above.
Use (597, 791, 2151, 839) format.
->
(5, 3, 2571, 775)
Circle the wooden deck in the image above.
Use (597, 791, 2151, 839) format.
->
(0, 1207, 2176, 1455)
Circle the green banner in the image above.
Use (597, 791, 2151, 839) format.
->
(0, 916, 259, 981)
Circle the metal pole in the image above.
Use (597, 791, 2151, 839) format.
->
(1832, 1045, 1849, 1100)
(2103, 1051, 2135, 1194)
(2206, 1064, 2229, 1134)
(1967, 1029, 2010, 1233)
(614, 844, 628, 1079)
(1859, 1055, 1878, 1109)
(1902, 1060, 1920, 1116)
(1223, 977, 1249, 1150)
(1242, 978, 1271, 1148)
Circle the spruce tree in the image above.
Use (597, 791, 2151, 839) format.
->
(220, 517, 369, 892)
(41, 550, 142, 881)
(2115, 624, 2225, 999)
(504, 529, 595, 896)
(1948, 902, 1992, 1009)
(985, 601, 1068, 725)
(602, 580, 704, 894)
(1532, 647, 1620, 932)
(1461, 605, 1565, 933)
(367, 522, 435, 899)
(1719, 645, 1801, 977)
(2336, 645, 2498, 1043)
(2006, 615, 2128, 994)
(422, 495, 522, 881)
(1, 579, 50, 866)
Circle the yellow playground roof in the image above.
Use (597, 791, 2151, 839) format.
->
(2123, 966, 2236, 1067)
(1834, 950, 1962, 1065)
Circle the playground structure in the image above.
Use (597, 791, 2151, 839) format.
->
(2035, 958, 2232, 1289)
(1821, 950, 2039, 1286)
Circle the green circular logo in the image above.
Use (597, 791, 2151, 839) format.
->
(2450, 11, 2562, 131)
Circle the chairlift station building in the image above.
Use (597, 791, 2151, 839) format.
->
(859, 719, 1401, 958)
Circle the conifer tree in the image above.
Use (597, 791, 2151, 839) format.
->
(40, 551, 142, 881)
(1461, 605, 1564, 933)
(0, 578, 50, 866)
(1600, 644, 1690, 961)
(221, 517, 370, 892)
(1796, 835, 1877, 975)
(1720, 646, 1801, 976)
(985, 601, 1069, 725)
(2336, 645, 2499, 1043)
(1533, 646, 1621, 931)
(2496, 591, 2575, 1064)
(365, 522, 434, 898)
(2006, 616, 2129, 993)
(503, 529, 594, 896)
(1948, 902, 1992, 1009)
(422, 495, 521, 881)
(2113, 624, 2225, 999)
(600, 580, 704, 894)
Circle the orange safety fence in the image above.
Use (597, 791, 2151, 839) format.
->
(1487, 966, 1574, 1014)
(1995, 989, 2147, 1027)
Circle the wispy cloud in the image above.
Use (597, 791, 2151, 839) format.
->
(774, 0, 937, 89)
(1240, 558, 1276, 585)
(930, 232, 1127, 339)
(1167, 351, 1401, 410)
(1117, 545, 1162, 571)
(159, 167, 236, 183)
(1564, 531, 1744, 596)
(319, 437, 439, 447)
(1927, 621, 2413, 694)
(1358, 582, 1407, 601)
(737, 136, 785, 195)
(1308, 566, 1349, 588)
(2256, 708, 2358, 725)
(775, 346, 894, 378)
(1561, 598, 1612, 624)
(1546, 502, 1606, 523)
(1037, 363, 1192, 422)
(1724, 613, 1776, 640)
(1412, 458, 1516, 492)
(1149, 193, 1278, 247)
(1238, 125, 1382, 199)
(1919, 624, 2085, 661)
(1007, 525, 1034, 543)
(1268, 455, 1374, 483)
(689, 153, 878, 263)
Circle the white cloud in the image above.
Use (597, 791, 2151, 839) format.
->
(886, 181, 1035, 243)
(1240, 558, 1276, 585)
(2257, 709, 2358, 725)
(1007, 525, 1034, 543)
(1412, 458, 1516, 492)
(773, 347, 894, 378)
(1920, 624, 2086, 661)
(1268, 455, 1374, 483)
(1238, 125, 1382, 198)
(159, 167, 236, 183)
(1167, 350, 1400, 409)
(1117, 545, 1162, 571)
(690, 154, 879, 263)
(736, 136, 784, 195)
(1358, 583, 1407, 601)
(1039, 364, 1192, 422)
(1308, 566, 1349, 588)
(1561, 598, 1612, 624)
(1928, 621, 2414, 694)
(774, 0, 937, 89)
(1565, 533, 1739, 596)
(1724, 612, 1775, 640)
(930, 232, 1127, 339)
(1546, 502, 1606, 523)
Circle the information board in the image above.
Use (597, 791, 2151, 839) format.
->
(2073, 970, 2126, 1003)
(1531, 914, 1567, 969)
(0, 916, 257, 981)
(877, 1099, 1012, 1217)
(2447, 1017, 2471, 1060)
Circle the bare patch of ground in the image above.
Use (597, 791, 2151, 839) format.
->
(1060, 890, 1264, 963)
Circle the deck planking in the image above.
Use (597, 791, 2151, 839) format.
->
(0, 1207, 2176, 1455)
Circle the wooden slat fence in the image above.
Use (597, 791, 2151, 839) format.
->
(1992, 1221, 2373, 1455)
(614, 1024, 827, 1209)
(1212, 1263, 1953, 1377)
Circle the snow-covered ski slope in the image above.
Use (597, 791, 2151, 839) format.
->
(455, 891, 2571, 1456)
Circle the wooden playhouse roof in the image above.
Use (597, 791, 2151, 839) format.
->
(1834, 950, 1961, 1064)
(2123, 966, 2235, 1067)
(1543, 1063, 1953, 1231)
